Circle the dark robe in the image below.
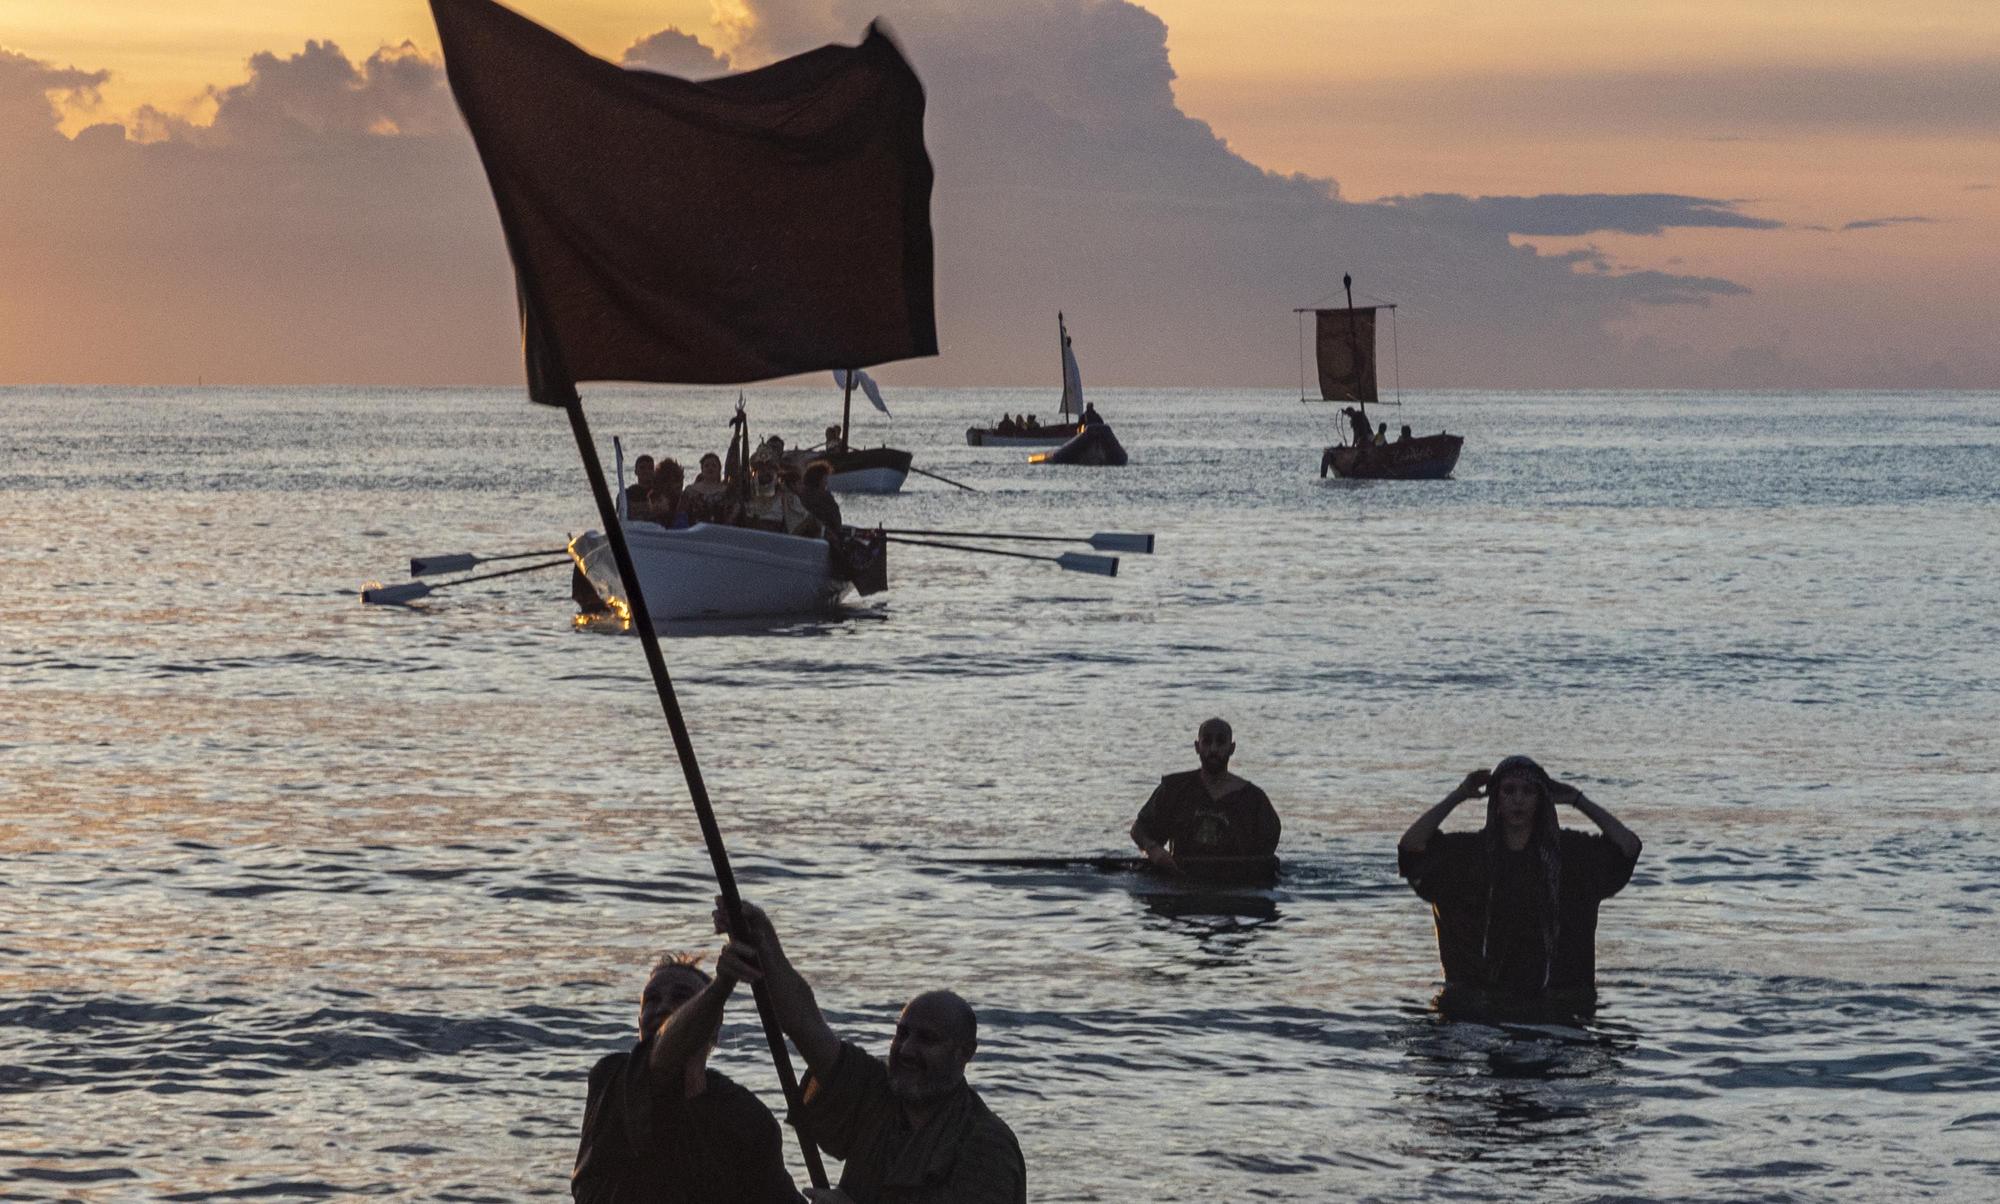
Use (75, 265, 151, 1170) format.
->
(1399, 828, 1637, 997)
(572, 1042, 799, 1204)
(1134, 771, 1281, 860)
(797, 1042, 1024, 1204)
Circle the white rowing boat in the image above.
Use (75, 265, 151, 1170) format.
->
(569, 523, 857, 624)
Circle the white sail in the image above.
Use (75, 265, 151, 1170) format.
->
(1059, 312, 1084, 419)
(832, 368, 890, 416)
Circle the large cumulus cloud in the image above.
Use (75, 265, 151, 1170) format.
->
(0, 2, 1898, 386)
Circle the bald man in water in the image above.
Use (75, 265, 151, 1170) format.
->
(1131, 717, 1282, 873)
(715, 901, 1025, 1204)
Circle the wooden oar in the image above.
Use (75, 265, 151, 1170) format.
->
(410, 548, 567, 576)
(883, 535, 1116, 576)
(907, 464, 979, 492)
(881, 528, 1153, 553)
(362, 557, 570, 606)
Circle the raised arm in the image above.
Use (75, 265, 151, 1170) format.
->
(715, 900, 842, 1079)
(1399, 770, 1489, 854)
(1551, 783, 1642, 861)
(645, 967, 736, 1096)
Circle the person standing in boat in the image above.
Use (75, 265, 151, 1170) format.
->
(571, 953, 802, 1203)
(1342, 406, 1371, 449)
(1130, 718, 1281, 873)
(1081, 402, 1104, 427)
(1397, 756, 1642, 1009)
(824, 424, 847, 456)
(714, 901, 1027, 1204)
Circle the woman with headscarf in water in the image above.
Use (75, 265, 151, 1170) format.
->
(1397, 756, 1642, 1012)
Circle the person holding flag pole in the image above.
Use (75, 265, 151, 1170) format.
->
(427, 0, 939, 1194)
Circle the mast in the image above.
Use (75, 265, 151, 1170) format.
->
(840, 368, 856, 447)
(1343, 273, 1363, 424)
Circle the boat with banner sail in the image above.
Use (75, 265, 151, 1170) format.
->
(966, 312, 1086, 447)
(1298, 276, 1462, 479)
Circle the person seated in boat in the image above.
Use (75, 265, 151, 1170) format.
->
(1024, 414, 1040, 430)
(823, 424, 847, 456)
(1130, 718, 1281, 874)
(713, 900, 1026, 1204)
(626, 455, 658, 522)
(796, 460, 843, 537)
(1399, 424, 1413, 442)
(571, 952, 802, 1204)
(736, 461, 812, 534)
(1397, 756, 1642, 1010)
(1375, 422, 1389, 446)
(996, 414, 1017, 435)
(650, 458, 692, 529)
(1081, 402, 1104, 427)
(683, 453, 727, 523)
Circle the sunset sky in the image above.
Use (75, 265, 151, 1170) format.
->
(2, 0, 1994, 387)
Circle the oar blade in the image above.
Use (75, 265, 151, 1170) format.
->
(410, 553, 478, 577)
(362, 581, 433, 605)
(1088, 532, 1153, 553)
(1056, 551, 1118, 577)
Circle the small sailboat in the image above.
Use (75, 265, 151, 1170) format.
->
(799, 369, 912, 493)
(1026, 314, 1128, 466)
(1299, 276, 1462, 480)
(965, 312, 1086, 447)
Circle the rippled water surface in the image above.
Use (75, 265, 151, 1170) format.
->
(4, 386, 1998, 1201)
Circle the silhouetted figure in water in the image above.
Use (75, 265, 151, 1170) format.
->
(1131, 718, 1281, 875)
(1398, 756, 1642, 1011)
(716, 902, 1026, 1204)
(572, 954, 801, 1203)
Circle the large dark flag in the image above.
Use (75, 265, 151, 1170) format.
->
(430, 0, 937, 402)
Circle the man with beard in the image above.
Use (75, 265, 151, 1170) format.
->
(1130, 718, 1282, 875)
(1397, 755, 1642, 1010)
(713, 902, 1025, 1204)
(571, 954, 801, 1203)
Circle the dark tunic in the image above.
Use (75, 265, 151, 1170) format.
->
(572, 1042, 799, 1204)
(1399, 829, 1637, 996)
(797, 1042, 1025, 1204)
(1134, 771, 1282, 860)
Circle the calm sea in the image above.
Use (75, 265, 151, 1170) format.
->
(4, 386, 1997, 1201)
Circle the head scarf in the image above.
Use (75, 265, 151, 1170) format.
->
(1480, 754, 1564, 993)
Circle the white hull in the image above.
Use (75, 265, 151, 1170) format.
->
(570, 523, 850, 623)
(829, 466, 908, 494)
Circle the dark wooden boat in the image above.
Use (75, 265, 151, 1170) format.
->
(1321, 433, 1462, 479)
(1032, 422, 1127, 466)
(1298, 276, 1464, 480)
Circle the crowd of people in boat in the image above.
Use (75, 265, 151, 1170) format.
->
(623, 425, 846, 541)
(1340, 405, 1419, 449)
(987, 401, 1103, 435)
(572, 715, 1641, 1202)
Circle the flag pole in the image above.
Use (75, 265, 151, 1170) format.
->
(840, 369, 856, 448)
(558, 385, 830, 1191)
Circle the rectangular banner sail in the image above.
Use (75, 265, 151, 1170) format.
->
(1314, 307, 1378, 404)
(430, 0, 937, 401)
